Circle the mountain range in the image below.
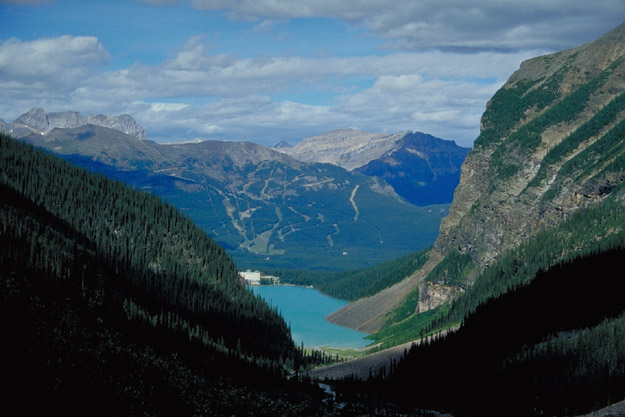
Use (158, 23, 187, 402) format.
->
(2, 110, 469, 209)
(3, 115, 456, 270)
(2, 107, 149, 140)
(329, 21, 625, 333)
(275, 129, 470, 206)
(3, 20, 625, 417)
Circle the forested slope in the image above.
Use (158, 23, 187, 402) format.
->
(371, 193, 625, 347)
(0, 133, 336, 415)
(272, 249, 430, 301)
(0, 132, 295, 361)
(374, 246, 625, 417)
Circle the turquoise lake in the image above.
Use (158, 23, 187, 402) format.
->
(248, 285, 371, 348)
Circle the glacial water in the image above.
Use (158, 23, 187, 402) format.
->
(248, 285, 371, 348)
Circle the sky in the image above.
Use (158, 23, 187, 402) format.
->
(1, 1, 624, 147)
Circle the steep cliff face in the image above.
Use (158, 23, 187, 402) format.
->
(329, 22, 625, 333)
(87, 113, 149, 141)
(420, 21, 625, 311)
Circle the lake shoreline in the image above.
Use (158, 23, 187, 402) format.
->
(249, 284, 371, 349)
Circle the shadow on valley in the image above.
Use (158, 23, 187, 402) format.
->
(350, 248, 625, 417)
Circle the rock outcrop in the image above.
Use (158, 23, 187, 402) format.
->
(422, 21, 625, 311)
(275, 129, 406, 171)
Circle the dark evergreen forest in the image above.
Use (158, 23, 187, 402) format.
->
(360, 248, 625, 417)
(270, 249, 429, 301)
(0, 133, 345, 415)
(4, 130, 625, 416)
(0, 132, 297, 361)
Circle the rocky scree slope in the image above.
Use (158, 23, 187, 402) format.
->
(328, 22, 625, 333)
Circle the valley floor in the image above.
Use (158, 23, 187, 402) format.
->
(309, 325, 458, 380)
(308, 340, 416, 380)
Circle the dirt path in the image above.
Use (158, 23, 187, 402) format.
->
(349, 184, 360, 221)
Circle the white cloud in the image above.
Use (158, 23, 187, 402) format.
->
(5, 2, 622, 147)
(0, 36, 109, 96)
(112, 44, 533, 145)
(182, 0, 624, 52)
(0, 31, 542, 146)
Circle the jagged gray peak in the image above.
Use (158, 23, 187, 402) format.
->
(9, 108, 148, 140)
(13, 108, 50, 132)
(87, 114, 148, 141)
(13, 108, 87, 133)
(275, 129, 407, 171)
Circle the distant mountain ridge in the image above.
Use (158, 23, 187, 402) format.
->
(11, 122, 444, 270)
(4, 109, 468, 208)
(276, 129, 406, 170)
(5, 107, 148, 140)
(355, 132, 470, 206)
(275, 129, 470, 206)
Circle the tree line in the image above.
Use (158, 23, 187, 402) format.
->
(270, 249, 430, 301)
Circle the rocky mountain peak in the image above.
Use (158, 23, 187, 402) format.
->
(8, 108, 149, 141)
(272, 140, 292, 149)
(13, 108, 49, 132)
(506, 22, 625, 99)
(593, 21, 625, 46)
(277, 129, 407, 171)
(87, 114, 148, 141)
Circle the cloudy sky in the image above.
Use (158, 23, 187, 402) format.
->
(1, 0, 624, 147)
